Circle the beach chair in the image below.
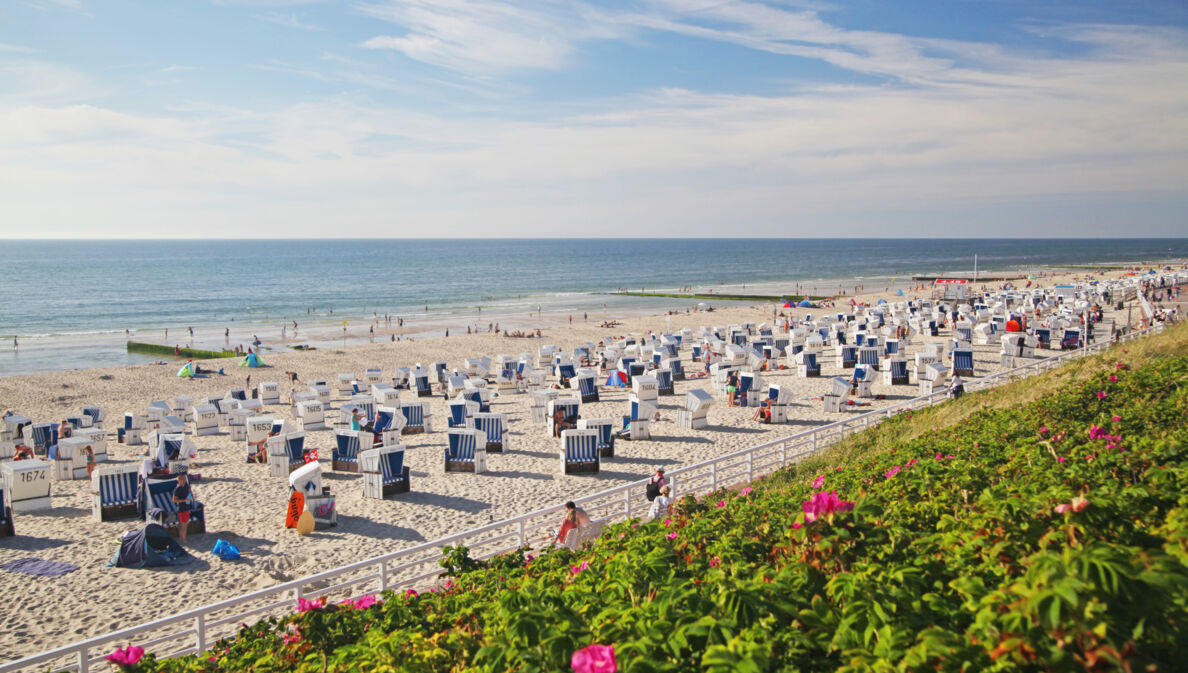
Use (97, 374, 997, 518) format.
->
(547, 398, 582, 437)
(1034, 328, 1052, 349)
(266, 431, 308, 477)
(80, 405, 105, 429)
(574, 375, 600, 403)
(662, 357, 684, 382)
(445, 429, 486, 473)
(337, 374, 355, 396)
(796, 351, 821, 378)
(170, 397, 193, 423)
(691, 345, 703, 362)
(54, 437, 95, 480)
(1, 460, 51, 512)
(882, 358, 910, 386)
(290, 461, 336, 528)
(858, 346, 880, 371)
(560, 429, 599, 475)
(365, 368, 383, 385)
(1060, 329, 1081, 350)
(143, 477, 205, 539)
(258, 382, 281, 405)
(737, 371, 763, 406)
(621, 395, 655, 440)
(630, 374, 658, 403)
(765, 385, 792, 423)
(372, 406, 405, 445)
(311, 383, 333, 406)
(919, 362, 949, 395)
(836, 345, 857, 369)
(578, 418, 615, 457)
(361, 446, 410, 498)
(246, 416, 276, 456)
(226, 408, 253, 441)
(296, 400, 326, 431)
(447, 375, 468, 398)
(400, 401, 429, 435)
(188, 403, 220, 437)
(116, 414, 144, 446)
(473, 412, 508, 453)
(952, 350, 975, 378)
(530, 389, 559, 425)
(25, 422, 57, 455)
(291, 391, 317, 409)
(655, 369, 675, 396)
(333, 430, 363, 472)
(411, 369, 433, 398)
(461, 387, 490, 413)
(447, 399, 470, 428)
(852, 365, 874, 398)
(90, 465, 139, 522)
(0, 488, 13, 537)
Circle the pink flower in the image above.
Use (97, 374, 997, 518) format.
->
(716, 500, 727, 508)
(740, 486, 753, 496)
(835, 466, 843, 471)
(350, 594, 378, 610)
(617, 532, 626, 539)
(884, 465, 901, 479)
(571, 561, 590, 575)
(1089, 425, 1109, 439)
(1057, 456, 1066, 463)
(1054, 503, 1071, 514)
(662, 518, 672, 527)
(666, 532, 678, 540)
(105, 645, 144, 668)
(571, 644, 618, 673)
(811, 474, 826, 489)
(935, 453, 944, 459)
(906, 459, 918, 467)
(405, 589, 419, 598)
(1096, 391, 1107, 399)
(709, 557, 721, 567)
(1039, 425, 1049, 434)
(282, 632, 302, 644)
(801, 490, 855, 522)
(1071, 496, 1089, 512)
(791, 521, 802, 529)
(1108, 375, 1118, 382)
(1111, 415, 1121, 422)
(296, 596, 325, 613)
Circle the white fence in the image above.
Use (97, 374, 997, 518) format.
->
(0, 323, 1166, 673)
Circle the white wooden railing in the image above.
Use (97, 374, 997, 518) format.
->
(0, 323, 1166, 673)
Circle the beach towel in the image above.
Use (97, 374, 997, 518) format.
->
(0, 558, 81, 577)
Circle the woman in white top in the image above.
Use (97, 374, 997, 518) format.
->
(648, 485, 672, 521)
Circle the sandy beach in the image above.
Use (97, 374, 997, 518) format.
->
(0, 268, 1143, 659)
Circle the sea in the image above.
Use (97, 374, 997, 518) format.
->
(2, 238, 1185, 376)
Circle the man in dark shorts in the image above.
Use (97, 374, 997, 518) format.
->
(172, 474, 194, 543)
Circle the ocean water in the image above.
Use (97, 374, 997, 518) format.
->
(1, 238, 1185, 375)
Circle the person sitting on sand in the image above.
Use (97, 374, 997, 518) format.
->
(13, 443, 34, 460)
(249, 427, 281, 463)
(751, 392, 775, 423)
(58, 419, 73, 440)
(552, 501, 591, 545)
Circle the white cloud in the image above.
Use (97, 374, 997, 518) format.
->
(0, 43, 39, 53)
(358, 0, 632, 74)
(257, 11, 323, 30)
(0, 60, 108, 103)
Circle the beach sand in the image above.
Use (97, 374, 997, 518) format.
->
(0, 268, 1137, 659)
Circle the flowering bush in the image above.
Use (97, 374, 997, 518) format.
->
(141, 327, 1188, 672)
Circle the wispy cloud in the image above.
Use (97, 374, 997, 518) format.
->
(0, 43, 40, 54)
(358, 0, 632, 74)
(257, 11, 322, 31)
(159, 64, 198, 73)
(23, 0, 88, 13)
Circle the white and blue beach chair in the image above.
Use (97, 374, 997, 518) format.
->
(400, 401, 429, 435)
(547, 398, 581, 437)
(577, 418, 615, 458)
(445, 428, 486, 473)
(574, 375, 600, 403)
(333, 430, 362, 472)
(952, 350, 975, 378)
(677, 389, 713, 430)
(560, 429, 599, 475)
(0, 487, 13, 537)
(91, 465, 139, 522)
(796, 351, 821, 378)
(143, 477, 204, 538)
(361, 446, 410, 498)
(472, 412, 508, 453)
(883, 358, 910, 386)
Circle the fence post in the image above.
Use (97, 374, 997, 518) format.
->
(746, 452, 753, 482)
(77, 649, 89, 673)
(780, 441, 787, 466)
(624, 490, 632, 518)
(378, 559, 388, 592)
(811, 432, 817, 454)
(195, 614, 207, 655)
(710, 463, 717, 491)
(517, 520, 526, 548)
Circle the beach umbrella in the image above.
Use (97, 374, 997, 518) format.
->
(177, 363, 194, 378)
(798, 299, 813, 308)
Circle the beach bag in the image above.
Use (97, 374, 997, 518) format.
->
(646, 479, 661, 502)
(212, 539, 241, 561)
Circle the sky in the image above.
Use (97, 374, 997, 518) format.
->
(1, 0, 1186, 238)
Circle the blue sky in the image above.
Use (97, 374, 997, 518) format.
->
(1, 0, 1186, 238)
